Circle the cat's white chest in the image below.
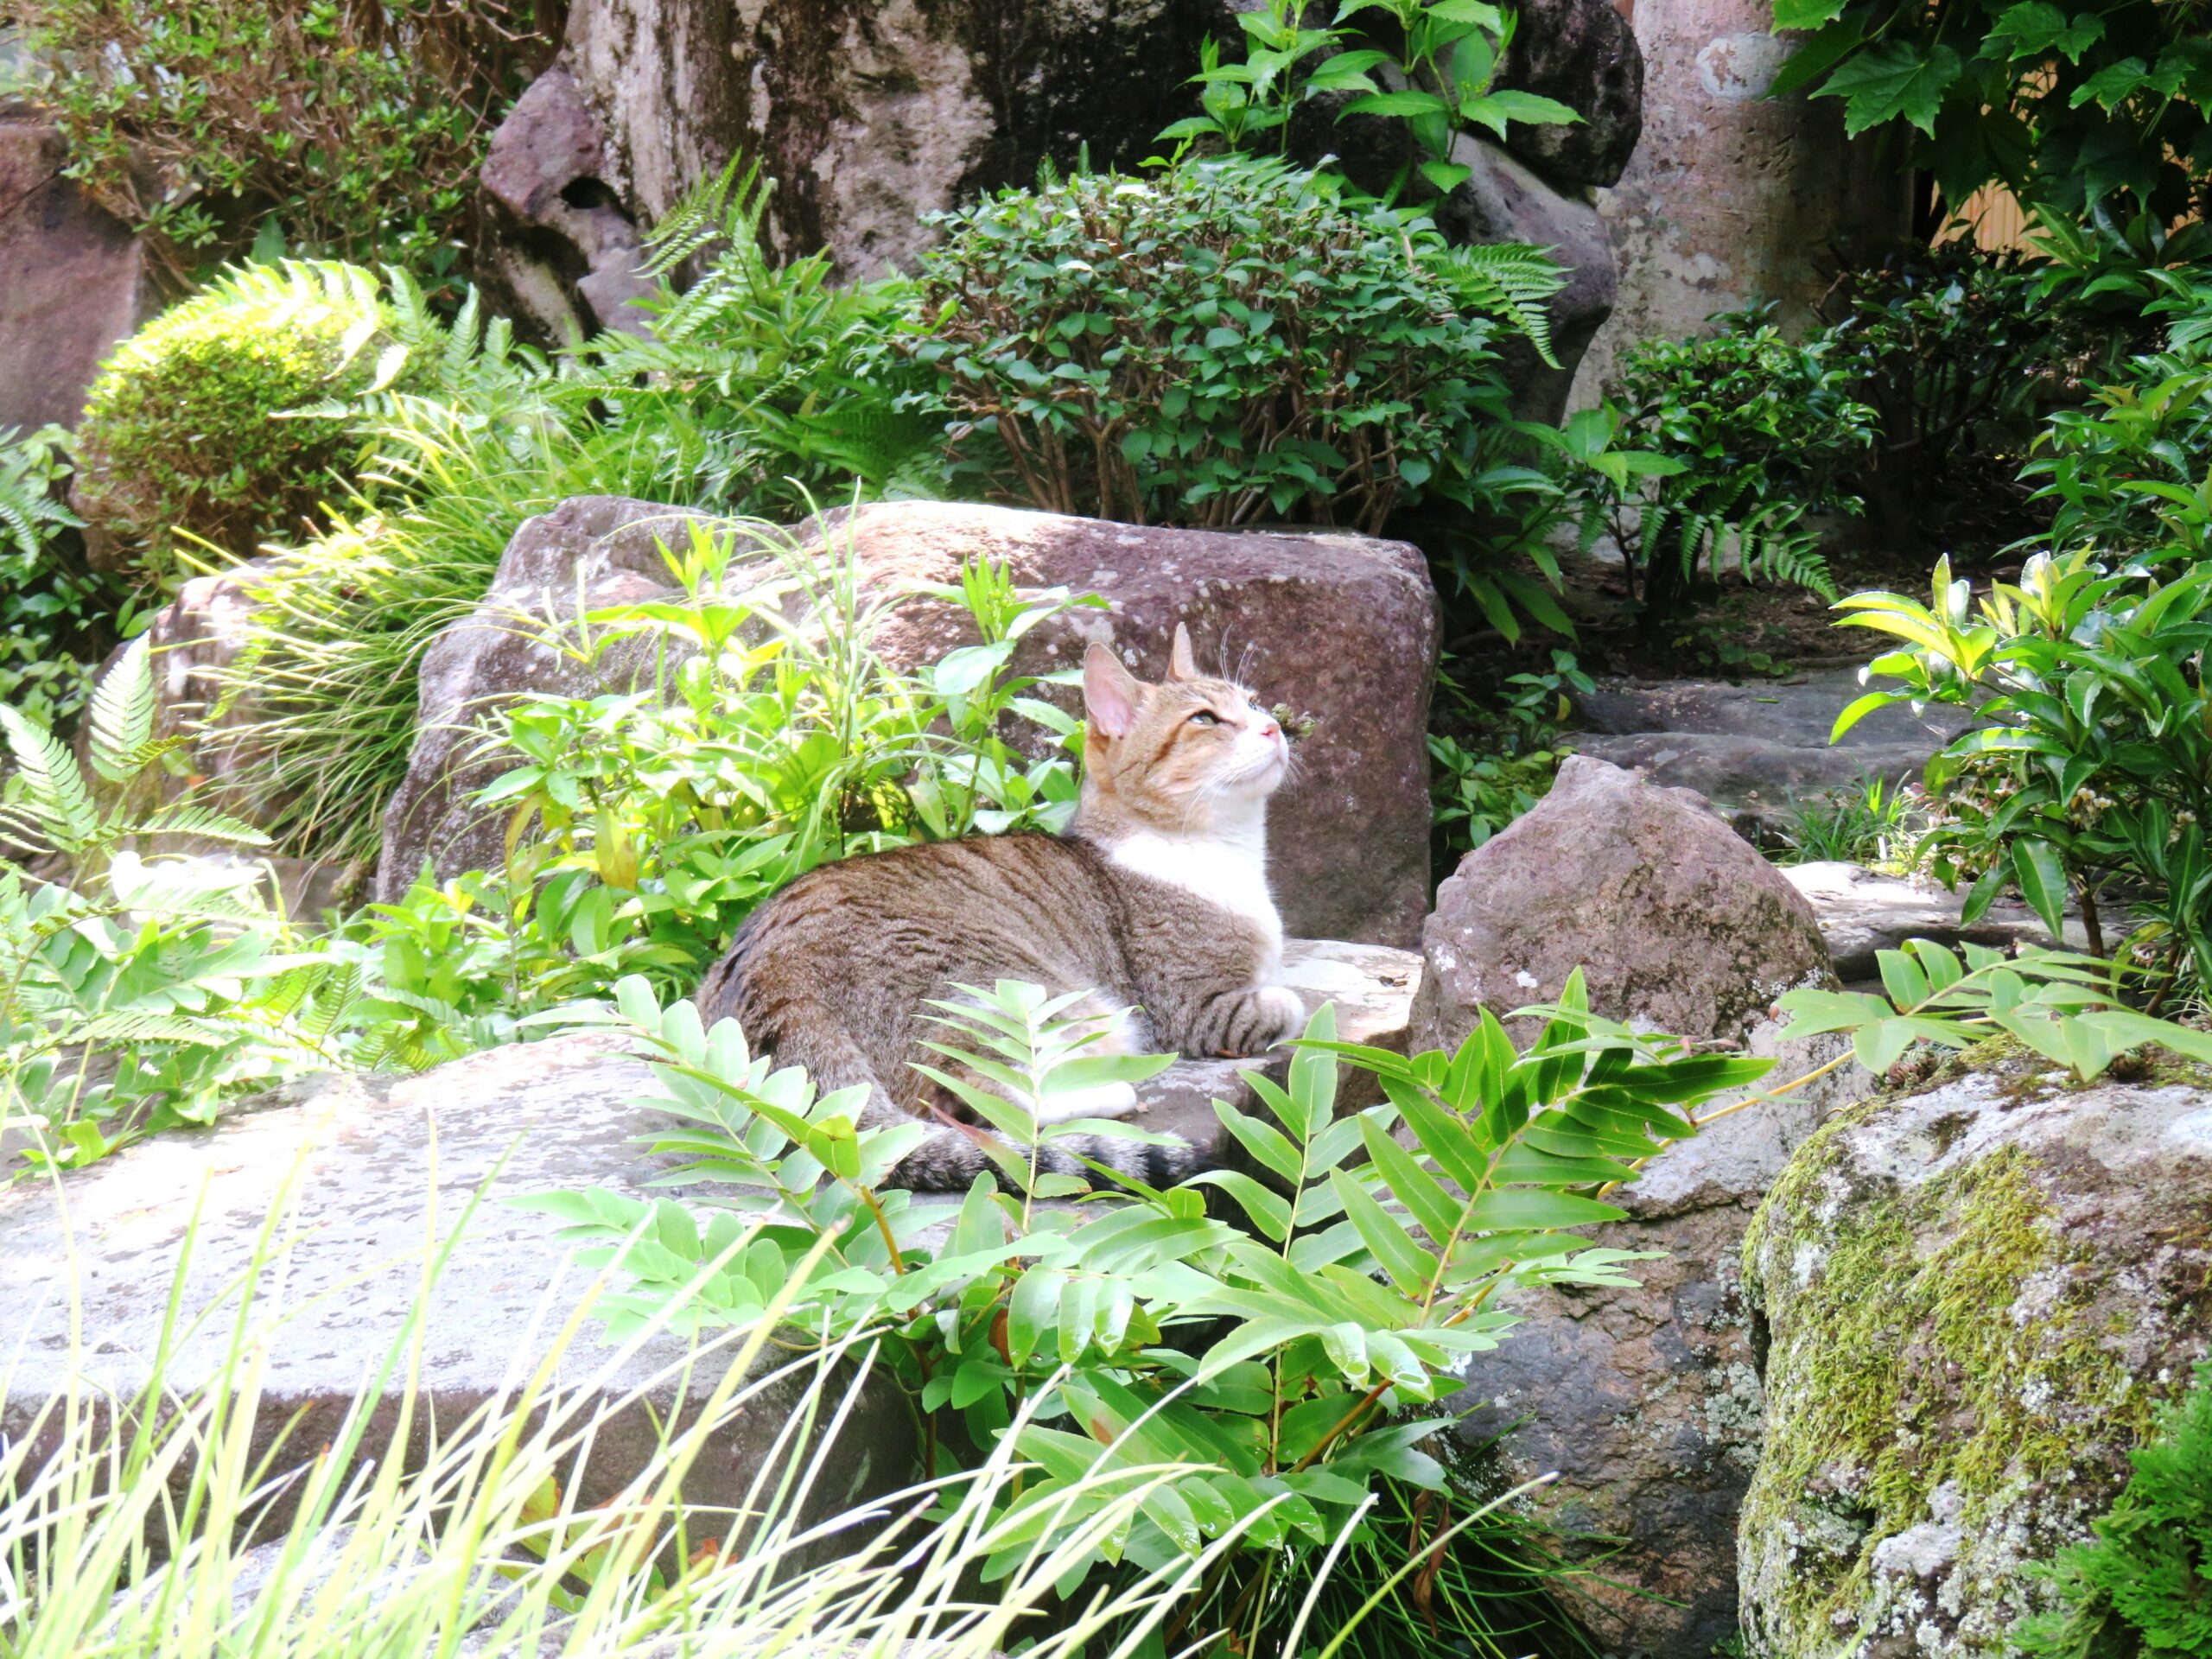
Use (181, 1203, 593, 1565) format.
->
(1107, 830, 1284, 964)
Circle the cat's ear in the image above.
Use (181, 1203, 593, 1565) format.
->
(1084, 644, 1142, 739)
(1167, 623, 1198, 683)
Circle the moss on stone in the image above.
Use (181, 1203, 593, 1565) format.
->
(1738, 1066, 2183, 1657)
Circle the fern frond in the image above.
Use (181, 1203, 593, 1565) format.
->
(87, 637, 157, 785)
(1421, 241, 1570, 368)
(134, 804, 274, 845)
(0, 705, 99, 852)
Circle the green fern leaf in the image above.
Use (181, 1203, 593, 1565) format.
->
(87, 636, 157, 785)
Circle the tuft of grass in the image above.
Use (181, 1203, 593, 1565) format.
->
(0, 1166, 1294, 1658)
(1776, 774, 1920, 870)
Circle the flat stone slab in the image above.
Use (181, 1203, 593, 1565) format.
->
(1567, 669, 1973, 831)
(0, 937, 1419, 1524)
(1783, 861, 2066, 981)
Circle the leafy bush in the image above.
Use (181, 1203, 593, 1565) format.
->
(903, 156, 1535, 534)
(71, 261, 411, 571)
(2024, 265, 2212, 562)
(582, 159, 948, 519)
(2022, 1363, 2212, 1659)
(1815, 244, 2094, 548)
(0, 639, 357, 1168)
(13, 0, 555, 286)
(1559, 306, 1873, 621)
(394, 522, 1099, 1016)
(1769, 0, 2212, 225)
(1839, 550, 2212, 1011)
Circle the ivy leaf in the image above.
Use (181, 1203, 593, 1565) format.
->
(1770, 15, 1869, 99)
(1817, 41, 1963, 137)
(1772, 0, 1847, 30)
(1986, 2, 2105, 64)
(2069, 56, 2148, 111)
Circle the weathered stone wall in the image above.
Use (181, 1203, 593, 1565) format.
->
(0, 111, 152, 433)
(1567, 0, 1910, 403)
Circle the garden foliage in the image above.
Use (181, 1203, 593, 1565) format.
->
(2023, 1363, 2212, 1659)
(1839, 550, 2212, 1012)
(906, 156, 1534, 534)
(70, 261, 411, 571)
(1770, 0, 2212, 224)
(1552, 305, 1874, 620)
(1165, 0, 1582, 200)
(11, 0, 557, 286)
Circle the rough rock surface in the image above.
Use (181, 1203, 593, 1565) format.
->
(0, 1030, 913, 1553)
(1567, 0, 1909, 401)
(1493, 0, 1644, 188)
(0, 114, 152, 434)
(1414, 754, 1833, 1054)
(372, 498, 1440, 948)
(1452, 1018, 1870, 1659)
(1425, 754, 1866, 1657)
(484, 0, 1237, 331)
(480, 63, 655, 339)
(1739, 1044, 2212, 1659)
(1566, 668, 1974, 838)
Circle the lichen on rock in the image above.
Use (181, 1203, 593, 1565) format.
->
(1738, 1040, 2212, 1658)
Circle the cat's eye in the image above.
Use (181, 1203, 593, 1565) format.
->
(1188, 709, 1219, 726)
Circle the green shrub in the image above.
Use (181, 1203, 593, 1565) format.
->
(71, 261, 405, 571)
(14, 0, 554, 286)
(582, 158, 948, 520)
(903, 156, 1530, 533)
(2024, 265, 2212, 561)
(1816, 244, 2094, 548)
(1839, 549, 2212, 1012)
(1560, 305, 1873, 622)
(2022, 1362, 2212, 1659)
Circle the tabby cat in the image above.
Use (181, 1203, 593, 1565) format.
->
(696, 625, 1303, 1190)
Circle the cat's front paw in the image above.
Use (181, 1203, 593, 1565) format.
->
(1218, 984, 1306, 1057)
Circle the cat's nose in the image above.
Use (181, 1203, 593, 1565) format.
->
(1260, 719, 1281, 742)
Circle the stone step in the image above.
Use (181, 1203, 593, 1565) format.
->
(1567, 669, 1974, 834)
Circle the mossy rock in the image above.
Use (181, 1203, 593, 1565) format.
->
(1738, 1039, 2212, 1659)
(72, 261, 401, 575)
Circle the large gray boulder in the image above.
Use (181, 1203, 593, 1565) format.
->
(1428, 755, 1866, 1657)
(0, 113, 152, 434)
(1739, 1044, 2212, 1659)
(1414, 754, 1834, 1054)
(372, 498, 1441, 949)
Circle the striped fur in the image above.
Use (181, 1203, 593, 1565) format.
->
(695, 626, 1300, 1191)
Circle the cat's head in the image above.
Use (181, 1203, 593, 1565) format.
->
(1077, 626, 1289, 834)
